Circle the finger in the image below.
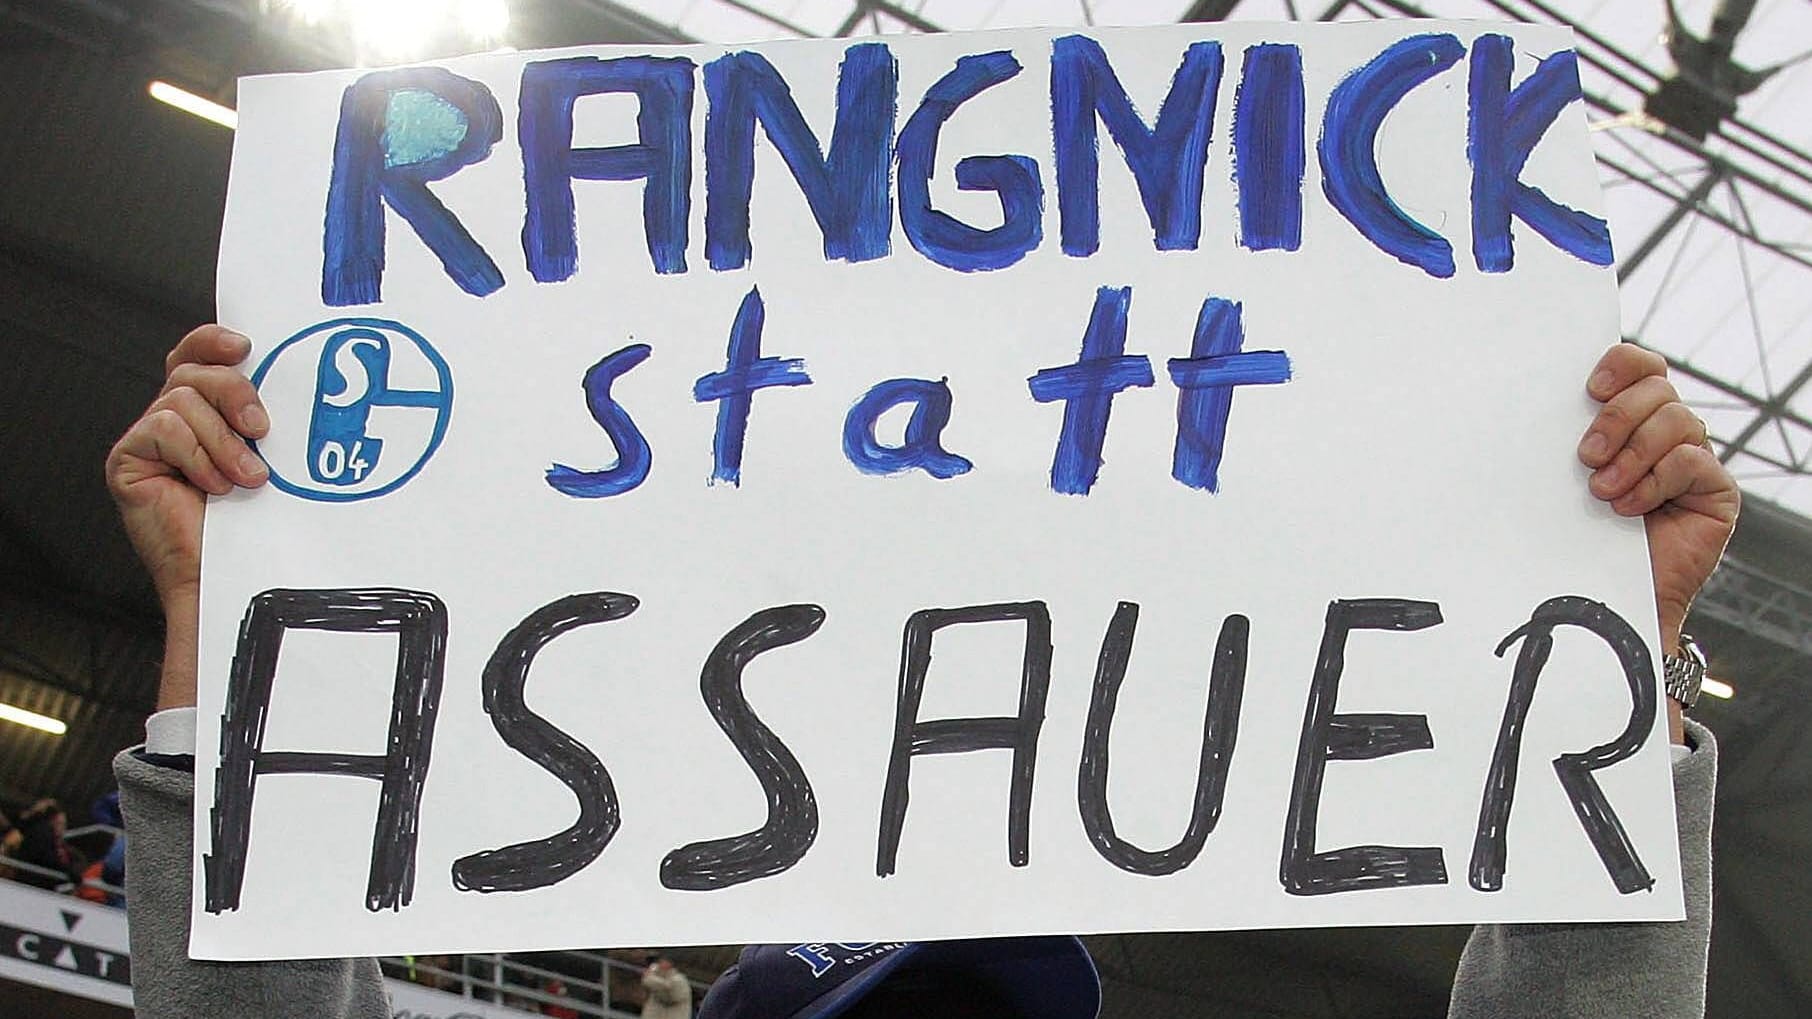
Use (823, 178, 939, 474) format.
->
(1578, 374, 1680, 468)
(1591, 402, 1704, 500)
(1609, 443, 1728, 517)
(151, 387, 269, 487)
(163, 363, 269, 438)
(1586, 343, 1668, 402)
(113, 408, 234, 496)
(165, 324, 253, 375)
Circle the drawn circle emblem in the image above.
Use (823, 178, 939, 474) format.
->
(250, 318, 453, 503)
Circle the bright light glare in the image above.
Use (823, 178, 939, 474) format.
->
(1700, 677, 1735, 700)
(277, 0, 336, 26)
(459, 0, 509, 43)
(148, 80, 238, 130)
(270, 0, 510, 60)
(351, 0, 439, 60)
(0, 702, 67, 736)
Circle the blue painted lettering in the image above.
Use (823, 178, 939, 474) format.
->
(1468, 35, 1613, 272)
(842, 378, 972, 479)
(1318, 34, 1465, 278)
(547, 344, 655, 497)
(520, 56, 695, 282)
(1027, 286, 1154, 495)
(693, 287, 812, 486)
(704, 44, 897, 270)
(1168, 299, 1291, 492)
(1051, 35, 1223, 256)
(1234, 44, 1306, 252)
(897, 52, 1043, 272)
(323, 69, 504, 305)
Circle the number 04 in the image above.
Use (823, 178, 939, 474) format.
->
(317, 440, 373, 482)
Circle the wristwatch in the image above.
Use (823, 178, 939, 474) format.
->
(1663, 633, 1708, 710)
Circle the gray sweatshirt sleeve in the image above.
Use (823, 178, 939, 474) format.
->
(1448, 718, 1717, 1019)
(113, 749, 391, 1019)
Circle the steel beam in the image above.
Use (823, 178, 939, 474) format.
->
(1618, 164, 1727, 281)
(1182, 0, 1244, 19)
(834, 0, 870, 37)
(569, 0, 697, 44)
(1697, 556, 1812, 656)
(1596, 153, 1812, 274)
(715, 0, 816, 37)
(865, 0, 943, 34)
(1719, 356, 1812, 470)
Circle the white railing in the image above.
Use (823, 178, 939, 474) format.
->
(379, 946, 709, 1019)
(64, 823, 125, 841)
(0, 853, 125, 900)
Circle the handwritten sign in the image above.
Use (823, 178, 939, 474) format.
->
(196, 21, 1682, 961)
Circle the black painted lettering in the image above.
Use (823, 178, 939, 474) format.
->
(452, 592, 638, 894)
(876, 602, 1053, 877)
(1078, 602, 1247, 875)
(1280, 598, 1447, 895)
(1470, 596, 1657, 894)
(661, 604, 827, 890)
(204, 588, 448, 913)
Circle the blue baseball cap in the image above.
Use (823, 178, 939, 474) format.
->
(697, 939, 1100, 1019)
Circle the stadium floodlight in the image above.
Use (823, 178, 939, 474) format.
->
(267, 0, 511, 61)
(350, 0, 440, 61)
(0, 701, 67, 736)
(148, 80, 238, 130)
(459, 0, 510, 44)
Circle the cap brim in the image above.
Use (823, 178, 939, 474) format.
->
(800, 938, 1100, 1019)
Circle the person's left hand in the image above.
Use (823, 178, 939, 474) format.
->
(1577, 344, 1739, 739)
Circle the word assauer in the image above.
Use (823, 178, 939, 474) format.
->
(202, 588, 1656, 913)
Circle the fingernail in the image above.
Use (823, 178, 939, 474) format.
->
(240, 452, 267, 478)
(1596, 463, 1621, 487)
(1589, 369, 1614, 395)
(222, 329, 252, 352)
(241, 405, 268, 432)
(1579, 432, 1607, 460)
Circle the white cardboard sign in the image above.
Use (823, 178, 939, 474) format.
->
(197, 21, 1682, 961)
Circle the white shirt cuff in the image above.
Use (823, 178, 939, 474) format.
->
(145, 706, 198, 756)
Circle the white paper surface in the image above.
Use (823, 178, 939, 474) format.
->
(198, 21, 1682, 961)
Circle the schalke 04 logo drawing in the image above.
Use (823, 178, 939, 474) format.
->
(250, 318, 454, 502)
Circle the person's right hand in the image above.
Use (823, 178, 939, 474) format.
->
(106, 325, 270, 605)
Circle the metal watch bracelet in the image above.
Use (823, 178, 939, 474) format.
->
(1663, 633, 1709, 710)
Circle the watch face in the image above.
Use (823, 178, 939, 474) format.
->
(1679, 634, 1708, 668)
